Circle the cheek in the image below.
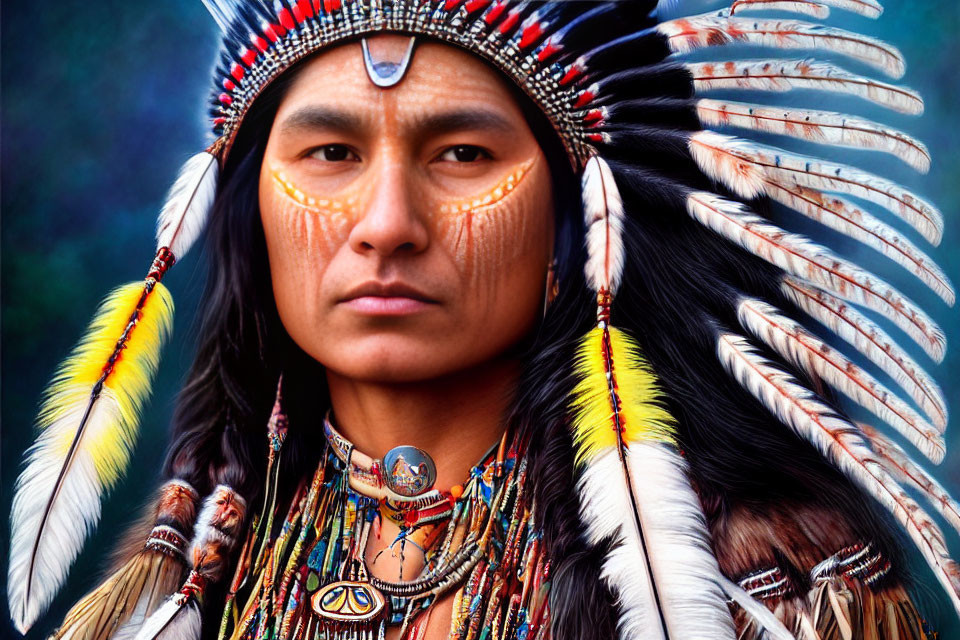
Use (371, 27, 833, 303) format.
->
(433, 160, 549, 290)
(265, 171, 355, 262)
(260, 171, 359, 334)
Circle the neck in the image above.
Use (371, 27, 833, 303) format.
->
(326, 357, 519, 491)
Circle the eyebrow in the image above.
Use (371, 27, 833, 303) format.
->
(277, 105, 516, 137)
(413, 109, 517, 136)
(278, 106, 364, 136)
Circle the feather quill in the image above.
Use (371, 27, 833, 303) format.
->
(582, 155, 625, 295)
(8, 283, 174, 633)
(719, 577, 797, 640)
(736, 297, 945, 459)
(8, 148, 217, 633)
(858, 423, 960, 536)
(728, 0, 832, 19)
(661, 14, 905, 77)
(684, 191, 946, 361)
(687, 59, 923, 115)
(716, 332, 960, 618)
(727, 0, 884, 19)
(688, 131, 944, 245)
(155, 151, 218, 260)
(571, 326, 739, 640)
(780, 277, 947, 427)
(695, 99, 930, 172)
(761, 182, 953, 303)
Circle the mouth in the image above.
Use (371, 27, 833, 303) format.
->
(339, 281, 438, 316)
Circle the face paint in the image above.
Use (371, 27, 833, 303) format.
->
(434, 159, 542, 288)
(437, 161, 532, 216)
(269, 158, 543, 288)
(269, 169, 356, 259)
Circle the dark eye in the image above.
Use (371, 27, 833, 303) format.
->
(310, 144, 358, 162)
(438, 145, 490, 163)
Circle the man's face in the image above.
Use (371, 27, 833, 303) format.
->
(259, 35, 555, 383)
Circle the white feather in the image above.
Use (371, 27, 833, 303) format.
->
(108, 592, 152, 640)
(684, 192, 946, 361)
(716, 332, 960, 618)
(133, 597, 199, 640)
(728, 0, 831, 19)
(7, 387, 122, 634)
(737, 297, 945, 462)
(859, 423, 960, 536)
(695, 99, 930, 172)
(687, 59, 923, 115)
(661, 14, 904, 78)
(718, 576, 797, 640)
(155, 151, 218, 260)
(761, 182, 953, 303)
(582, 155, 625, 295)
(688, 131, 943, 245)
(780, 277, 947, 428)
(579, 446, 737, 640)
(727, 0, 883, 18)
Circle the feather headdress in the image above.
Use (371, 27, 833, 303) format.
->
(10, 0, 959, 637)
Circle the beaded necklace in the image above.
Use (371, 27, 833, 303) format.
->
(216, 408, 551, 640)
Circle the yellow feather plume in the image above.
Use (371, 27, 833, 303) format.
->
(37, 281, 174, 484)
(570, 325, 677, 465)
(8, 280, 174, 633)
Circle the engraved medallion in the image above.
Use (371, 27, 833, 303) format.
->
(311, 581, 385, 623)
(382, 446, 436, 497)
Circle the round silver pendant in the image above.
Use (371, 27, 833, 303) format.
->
(382, 446, 436, 497)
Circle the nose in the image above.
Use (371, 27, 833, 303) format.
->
(348, 156, 429, 257)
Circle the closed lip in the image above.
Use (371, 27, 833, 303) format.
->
(339, 281, 438, 304)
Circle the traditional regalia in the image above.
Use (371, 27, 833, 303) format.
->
(7, 1, 959, 639)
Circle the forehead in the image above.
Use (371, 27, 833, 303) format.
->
(276, 35, 528, 124)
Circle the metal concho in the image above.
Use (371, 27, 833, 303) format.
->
(382, 445, 436, 497)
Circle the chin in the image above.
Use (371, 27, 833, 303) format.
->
(318, 334, 467, 383)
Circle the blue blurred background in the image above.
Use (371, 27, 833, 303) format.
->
(1, 1, 958, 638)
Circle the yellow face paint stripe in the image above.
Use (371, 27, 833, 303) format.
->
(438, 161, 533, 215)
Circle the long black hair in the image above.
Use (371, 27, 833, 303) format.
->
(160, 41, 904, 640)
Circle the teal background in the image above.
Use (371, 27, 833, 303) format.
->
(1, 1, 957, 638)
